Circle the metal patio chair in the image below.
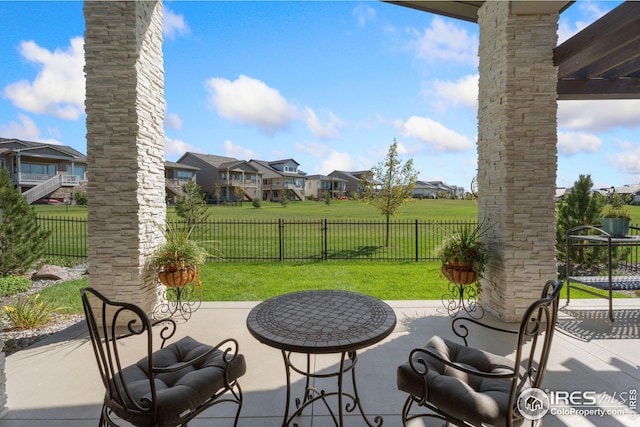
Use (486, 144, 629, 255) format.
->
(397, 280, 563, 427)
(81, 287, 246, 427)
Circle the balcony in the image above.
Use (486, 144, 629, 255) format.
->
(16, 173, 80, 187)
(221, 179, 260, 188)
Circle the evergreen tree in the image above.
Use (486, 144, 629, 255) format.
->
(360, 139, 418, 246)
(0, 169, 51, 275)
(556, 174, 606, 269)
(175, 180, 209, 231)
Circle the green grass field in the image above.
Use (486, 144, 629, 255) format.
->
(41, 260, 627, 317)
(34, 198, 481, 220)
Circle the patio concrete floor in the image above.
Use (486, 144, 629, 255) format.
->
(1, 298, 638, 426)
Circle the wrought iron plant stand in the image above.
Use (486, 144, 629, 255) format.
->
(441, 265, 484, 319)
(154, 267, 201, 320)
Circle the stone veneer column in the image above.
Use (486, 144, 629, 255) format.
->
(477, 1, 558, 321)
(84, 0, 166, 313)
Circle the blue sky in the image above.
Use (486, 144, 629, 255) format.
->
(1, 0, 639, 191)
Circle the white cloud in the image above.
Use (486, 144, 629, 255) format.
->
(165, 137, 198, 160)
(558, 100, 640, 133)
(557, 131, 602, 156)
(395, 116, 474, 152)
(3, 37, 85, 120)
(353, 4, 376, 28)
(611, 143, 640, 176)
(0, 113, 61, 145)
(296, 141, 355, 175)
(431, 74, 478, 111)
(223, 140, 258, 159)
(558, 1, 609, 43)
(303, 107, 344, 139)
(163, 7, 190, 39)
(206, 75, 299, 136)
(409, 17, 478, 66)
(165, 112, 183, 130)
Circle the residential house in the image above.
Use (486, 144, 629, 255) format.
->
(611, 184, 640, 204)
(328, 170, 373, 197)
(164, 161, 199, 204)
(0, 137, 86, 204)
(305, 174, 347, 199)
(413, 180, 463, 199)
(250, 159, 306, 201)
(177, 152, 261, 202)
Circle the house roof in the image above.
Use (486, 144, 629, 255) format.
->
(390, 1, 640, 100)
(330, 170, 371, 180)
(267, 158, 300, 167)
(178, 152, 239, 168)
(218, 160, 260, 172)
(165, 161, 199, 171)
(0, 137, 87, 162)
(306, 174, 347, 182)
(250, 159, 307, 178)
(613, 184, 640, 195)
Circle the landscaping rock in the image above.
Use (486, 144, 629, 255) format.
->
(31, 265, 74, 281)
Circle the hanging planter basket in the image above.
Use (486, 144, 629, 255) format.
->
(158, 265, 198, 288)
(441, 261, 477, 285)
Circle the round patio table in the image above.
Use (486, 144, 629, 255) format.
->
(246, 289, 397, 427)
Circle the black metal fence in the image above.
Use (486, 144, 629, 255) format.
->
(36, 216, 476, 262)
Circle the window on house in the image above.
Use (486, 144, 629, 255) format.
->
(67, 165, 86, 179)
(176, 170, 194, 180)
(21, 163, 56, 176)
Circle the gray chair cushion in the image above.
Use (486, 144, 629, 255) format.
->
(397, 335, 522, 426)
(108, 336, 246, 427)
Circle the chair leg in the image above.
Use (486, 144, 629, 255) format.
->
(232, 382, 244, 427)
(401, 395, 414, 426)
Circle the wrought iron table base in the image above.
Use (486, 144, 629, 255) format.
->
(153, 283, 201, 321)
(282, 350, 383, 427)
(442, 282, 484, 319)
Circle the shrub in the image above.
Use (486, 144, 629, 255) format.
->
(0, 169, 51, 275)
(2, 294, 62, 329)
(252, 198, 262, 208)
(0, 275, 31, 297)
(74, 191, 88, 205)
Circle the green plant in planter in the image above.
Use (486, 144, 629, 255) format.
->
(152, 221, 210, 287)
(601, 205, 631, 220)
(601, 194, 631, 237)
(434, 221, 492, 283)
(435, 222, 491, 281)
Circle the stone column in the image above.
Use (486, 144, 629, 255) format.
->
(477, 1, 558, 321)
(84, 0, 166, 313)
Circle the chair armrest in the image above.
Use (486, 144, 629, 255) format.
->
(452, 316, 517, 347)
(408, 347, 517, 381)
(152, 338, 241, 374)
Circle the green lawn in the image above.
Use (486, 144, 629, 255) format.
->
(40, 260, 630, 316)
(33, 198, 481, 220)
